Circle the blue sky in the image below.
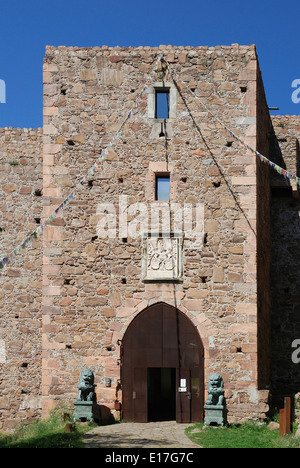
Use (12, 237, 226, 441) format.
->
(0, 0, 299, 128)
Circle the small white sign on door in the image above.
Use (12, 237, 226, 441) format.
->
(178, 387, 187, 392)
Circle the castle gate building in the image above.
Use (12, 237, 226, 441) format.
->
(0, 44, 299, 430)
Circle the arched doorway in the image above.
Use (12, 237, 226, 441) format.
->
(121, 302, 204, 423)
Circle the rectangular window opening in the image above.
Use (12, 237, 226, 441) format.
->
(155, 89, 170, 119)
(155, 174, 170, 201)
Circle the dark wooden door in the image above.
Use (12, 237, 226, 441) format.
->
(132, 368, 148, 422)
(121, 302, 204, 423)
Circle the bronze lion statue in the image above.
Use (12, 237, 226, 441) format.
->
(77, 369, 96, 402)
(205, 373, 224, 406)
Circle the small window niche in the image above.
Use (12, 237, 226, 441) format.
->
(155, 88, 170, 119)
(155, 174, 170, 201)
(148, 82, 176, 132)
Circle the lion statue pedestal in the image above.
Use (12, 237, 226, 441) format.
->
(73, 369, 101, 423)
(204, 373, 226, 426)
(73, 400, 100, 423)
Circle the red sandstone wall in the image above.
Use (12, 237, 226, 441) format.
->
(0, 45, 280, 429)
(41, 44, 267, 423)
(0, 127, 43, 430)
(270, 115, 300, 401)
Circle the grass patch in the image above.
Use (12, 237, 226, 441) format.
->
(185, 421, 300, 449)
(0, 410, 96, 448)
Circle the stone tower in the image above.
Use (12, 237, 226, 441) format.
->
(2, 44, 299, 430)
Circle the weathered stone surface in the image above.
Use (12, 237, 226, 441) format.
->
(39, 44, 264, 423)
(0, 127, 42, 430)
(80, 69, 97, 81)
(1, 44, 298, 429)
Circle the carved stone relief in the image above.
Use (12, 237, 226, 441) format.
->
(142, 234, 183, 281)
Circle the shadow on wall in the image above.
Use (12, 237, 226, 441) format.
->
(271, 194, 300, 397)
(270, 124, 300, 401)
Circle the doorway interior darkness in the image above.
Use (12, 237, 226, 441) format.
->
(148, 368, 176, 421)
(121, 302, 204, 423)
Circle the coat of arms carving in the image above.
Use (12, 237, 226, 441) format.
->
(142, 234, 183, 281)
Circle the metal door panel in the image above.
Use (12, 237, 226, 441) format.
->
(121, 303, 204, 423)
(133, 367, 148, 422)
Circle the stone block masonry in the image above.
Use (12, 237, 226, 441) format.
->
(41, 44, 268, 423)
(1, 44, 298, 429)
(270, 115, 300, 403)
(0, 128, 43, 430)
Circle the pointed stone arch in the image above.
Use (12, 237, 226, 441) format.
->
(121, 301, 204, 423)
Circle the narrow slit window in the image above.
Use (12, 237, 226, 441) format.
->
(156, 175, 170, 201)
(155, 89, 170, 119)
